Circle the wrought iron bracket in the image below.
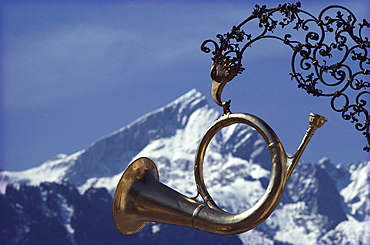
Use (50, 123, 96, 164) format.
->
(201, 2, 370, 152)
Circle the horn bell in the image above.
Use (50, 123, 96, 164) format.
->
(113, 157, 157, 234)
(113, 157, 210, 235)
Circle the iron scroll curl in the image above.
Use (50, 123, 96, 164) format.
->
(201, 2, 370, 151)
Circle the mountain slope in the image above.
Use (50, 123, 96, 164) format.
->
(2, 89, 217, 188)
(2, 89, 272, 195)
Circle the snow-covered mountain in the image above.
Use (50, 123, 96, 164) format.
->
(2, 89, 270, 194)
(1, 89, 369, 244)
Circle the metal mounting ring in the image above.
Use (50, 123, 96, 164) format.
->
(194, 113, 287, 214)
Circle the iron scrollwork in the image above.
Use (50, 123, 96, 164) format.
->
(201, 2, 370, 152)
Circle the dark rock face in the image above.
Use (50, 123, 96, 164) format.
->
(0, 183, 241, 245)
(285, 163, 347, 231)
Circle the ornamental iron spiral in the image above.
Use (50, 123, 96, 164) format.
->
(201, 2, 370, 152)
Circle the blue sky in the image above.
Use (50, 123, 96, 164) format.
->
(1, 0, 369, 171)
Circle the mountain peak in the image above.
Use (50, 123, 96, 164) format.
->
(151, 88, 209, 127)
(170, 89, 205, 107)
(61, 89, 216, 185)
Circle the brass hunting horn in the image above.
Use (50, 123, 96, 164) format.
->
(113, 2, 369, 236)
